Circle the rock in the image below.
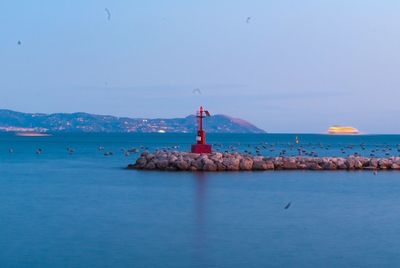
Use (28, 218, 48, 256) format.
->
(192, 159, 204, 169)
(187, 153, 200, 159)
(322, 162, 336, 170)
(346, 158, 355, 169)
(216, 162, 226, 171)
(203, 159, 214, 166)
(273, 157, 284, 170)
(210, 153, 223, 162)
(240, 158, 253, 170)
(394, 157, 400, 165)
(253, 160, 268, 170)
(156, 159, 169, 169)
(136, 157, 147, 167)
(282, 160, 297, 170)
(379, 159, 390, 169)
(176, 160, 189, 170)
(145, 162, 156, 170)
(354, 159, 363, 169)
(203, 163, 217, 171)
(182, 157, 193, 166)
(199, 155, 210, 164)
(189, 166, 198, 171)
(359, 158, 370, 166)
(336, 158, 347, 169)
(265, 161, 275, 170)
(337, 163, 347, 170)
(307, 162, 323, 170)
(129, 151, 400, 172)
(145, 153, 155, 161)
(391, 163, 400, 170)
(169, 155, 178, 164)
(297, 163, 307, 170)
(223, 158, 240, 171)
(369, 158, 379, 168)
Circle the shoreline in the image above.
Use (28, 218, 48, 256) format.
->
(128, 151, 400, 171)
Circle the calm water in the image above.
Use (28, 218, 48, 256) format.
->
(1, 133, 400, 267)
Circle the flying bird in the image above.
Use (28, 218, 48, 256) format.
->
(204, 110, 211, 117)
(284, 202, 291, 210)
(104, 8, 111, 21)
(192, 88, 202, 95)
(17, 40, 21, 45)
(246, 17, 251, 23)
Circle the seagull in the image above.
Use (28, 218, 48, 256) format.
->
(192, 88, 202, 95)
(104, 8, 111, 21)
(284, 201, 291, 210)
(17, 40, 21, 45)
(246, 17, 251, 23)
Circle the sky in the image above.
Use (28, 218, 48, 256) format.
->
(1, 0, 400, 133)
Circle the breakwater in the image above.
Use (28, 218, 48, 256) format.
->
(128, 151, 400, 171)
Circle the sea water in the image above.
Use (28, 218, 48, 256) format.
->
(0, 133, 400, 267)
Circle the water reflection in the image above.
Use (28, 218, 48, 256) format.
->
(193, 172, 209, 265)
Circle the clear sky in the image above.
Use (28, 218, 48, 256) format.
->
(1, 0, 399, 133)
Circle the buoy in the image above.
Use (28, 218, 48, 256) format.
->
(295, 135, 299, 145)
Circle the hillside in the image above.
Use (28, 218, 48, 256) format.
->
(0, 109, 265, 133)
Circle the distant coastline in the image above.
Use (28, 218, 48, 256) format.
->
(15, 132, 52, 137)
(0, 109, 265, 134)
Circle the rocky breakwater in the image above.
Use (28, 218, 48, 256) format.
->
(128, 151, 400, 171)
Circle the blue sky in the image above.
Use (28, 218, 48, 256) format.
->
(1, 0, 400, 133)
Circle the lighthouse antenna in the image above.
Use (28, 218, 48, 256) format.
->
(199, 106, 203, 132)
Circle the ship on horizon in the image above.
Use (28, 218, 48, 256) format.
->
(327, 126, 359, 135)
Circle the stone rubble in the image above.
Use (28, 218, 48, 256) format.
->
(128, 151, 400, 171)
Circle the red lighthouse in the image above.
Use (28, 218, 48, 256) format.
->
(191, 106, 212, 154)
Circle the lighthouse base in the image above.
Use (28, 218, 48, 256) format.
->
(191, 144, 212, 154)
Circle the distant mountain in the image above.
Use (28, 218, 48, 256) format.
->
(0, 109, 265, 133)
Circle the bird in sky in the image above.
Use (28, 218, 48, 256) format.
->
(284, 202, 291, 210)
(246, 17, 251, 23)
(17, 40, 21, 45)
(192, 88, 202, 95)
(104, 8, 111, 21)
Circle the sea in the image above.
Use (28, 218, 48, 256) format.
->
(1, 133, 400, 268)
